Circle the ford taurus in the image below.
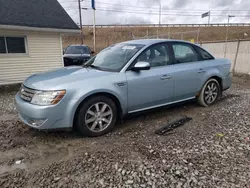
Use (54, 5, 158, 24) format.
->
(15, 39, 232, 137)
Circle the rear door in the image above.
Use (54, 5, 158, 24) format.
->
(169, 42, 204, 101)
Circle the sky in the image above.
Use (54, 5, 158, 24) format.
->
(58, 0, 250, 25)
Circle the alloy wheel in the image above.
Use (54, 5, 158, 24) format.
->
(204, 81, 219, 104)
(85, 102, 113, 132)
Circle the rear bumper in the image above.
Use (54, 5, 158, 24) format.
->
(222, 72, 233, 91)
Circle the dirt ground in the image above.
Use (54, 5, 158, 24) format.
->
(0, 76, 250, 188)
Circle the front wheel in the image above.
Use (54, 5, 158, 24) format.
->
(197, 78, 221, 107)
(75, 96, 117, 137)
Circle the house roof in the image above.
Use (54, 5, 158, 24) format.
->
(0, 0, 79, 31)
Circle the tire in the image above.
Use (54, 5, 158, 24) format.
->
(197, 78, 221, 107)
(75, 95, 117, 137)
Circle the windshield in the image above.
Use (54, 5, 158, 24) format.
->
(65, 46, 89, 54)
(85, 43, 145, 71)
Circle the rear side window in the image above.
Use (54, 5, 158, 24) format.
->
(172, 44, 198, 64)
(196, 47, 214, 60)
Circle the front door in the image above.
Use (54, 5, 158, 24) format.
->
(125, 43, 174, 113)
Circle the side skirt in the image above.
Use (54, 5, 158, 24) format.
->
(128, 97, 196, 114)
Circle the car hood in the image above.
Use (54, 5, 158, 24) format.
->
(24, 66, 113, 90)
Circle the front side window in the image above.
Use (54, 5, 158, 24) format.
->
(173, 43, 198, 64)
(137, 43, 171, 67)
(0, 36, 26, 54)
(86, 43, 145, 71)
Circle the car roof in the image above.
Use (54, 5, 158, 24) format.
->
(123, 39, 196, 46)
(68, 45, 89, 47)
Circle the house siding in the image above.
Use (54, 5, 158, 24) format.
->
(0, 29, 63, 85)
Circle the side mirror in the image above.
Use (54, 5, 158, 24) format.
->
(131, 61, 150, 71)
(91, 50, 95, 55)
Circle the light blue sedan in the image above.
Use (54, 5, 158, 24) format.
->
(15, 39, 232, 137)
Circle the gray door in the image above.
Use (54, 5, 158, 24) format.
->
(170, 43, 203, 101)
(125, 43, 174, 113)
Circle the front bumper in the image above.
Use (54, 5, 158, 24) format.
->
(15, 94, 73, 130)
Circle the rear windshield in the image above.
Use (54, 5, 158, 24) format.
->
(65, 46, 89, 54)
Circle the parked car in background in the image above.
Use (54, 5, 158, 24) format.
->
(63, 45, 94, 66)
(16, 39, 232, 137)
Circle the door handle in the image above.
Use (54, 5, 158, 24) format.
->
(161, 75, 172, 80)
(198, 69, 206, 73)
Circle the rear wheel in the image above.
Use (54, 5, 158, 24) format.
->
(75, 96, 117, 137)
(197, 78, 221, 107)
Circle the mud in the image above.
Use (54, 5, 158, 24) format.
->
(0, 76, 250, 187)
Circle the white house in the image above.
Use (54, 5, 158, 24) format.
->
(0, 0, 79, 85)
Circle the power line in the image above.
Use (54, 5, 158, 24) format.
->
(60, 0, 250, 16)
(83, 0, 162, 10)
(68, 11, 79, 17)
(60, 0, 250, 17)
(61, 0, 250, 13)
(59, 0, 80, 3)
(95, 8, 250, 17)
(64, 5, 79, 9)
(64, 6, 250, 17)
(82, 0, 250, 12)
(63, 6, 250, 16)
(89, 5, 250, 14)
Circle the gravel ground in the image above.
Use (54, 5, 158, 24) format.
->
(0, 77, 249, 188)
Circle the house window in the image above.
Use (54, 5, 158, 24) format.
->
(0, 37, 6, 53)
(0, 36, 26, 54)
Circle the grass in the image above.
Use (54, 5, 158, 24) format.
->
(63, 26, 250, 52)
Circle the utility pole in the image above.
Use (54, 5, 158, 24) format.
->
(157, 0, 161, 38)
(159, 0, 161, 26)
(168, 25, 170, 39)
(93, 9, 96, 52)
(78, 0, 83, 44)
(91, 0, 96, 52)
(197, 29, 200, 43)
(225, 15, 235, 57)
(208, 11, 211, 25)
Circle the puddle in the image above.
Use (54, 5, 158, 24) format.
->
(0, 147, 71, 175)
(0, 163, 27, 174)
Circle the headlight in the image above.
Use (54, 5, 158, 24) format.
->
(31, 90, 66, 106)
